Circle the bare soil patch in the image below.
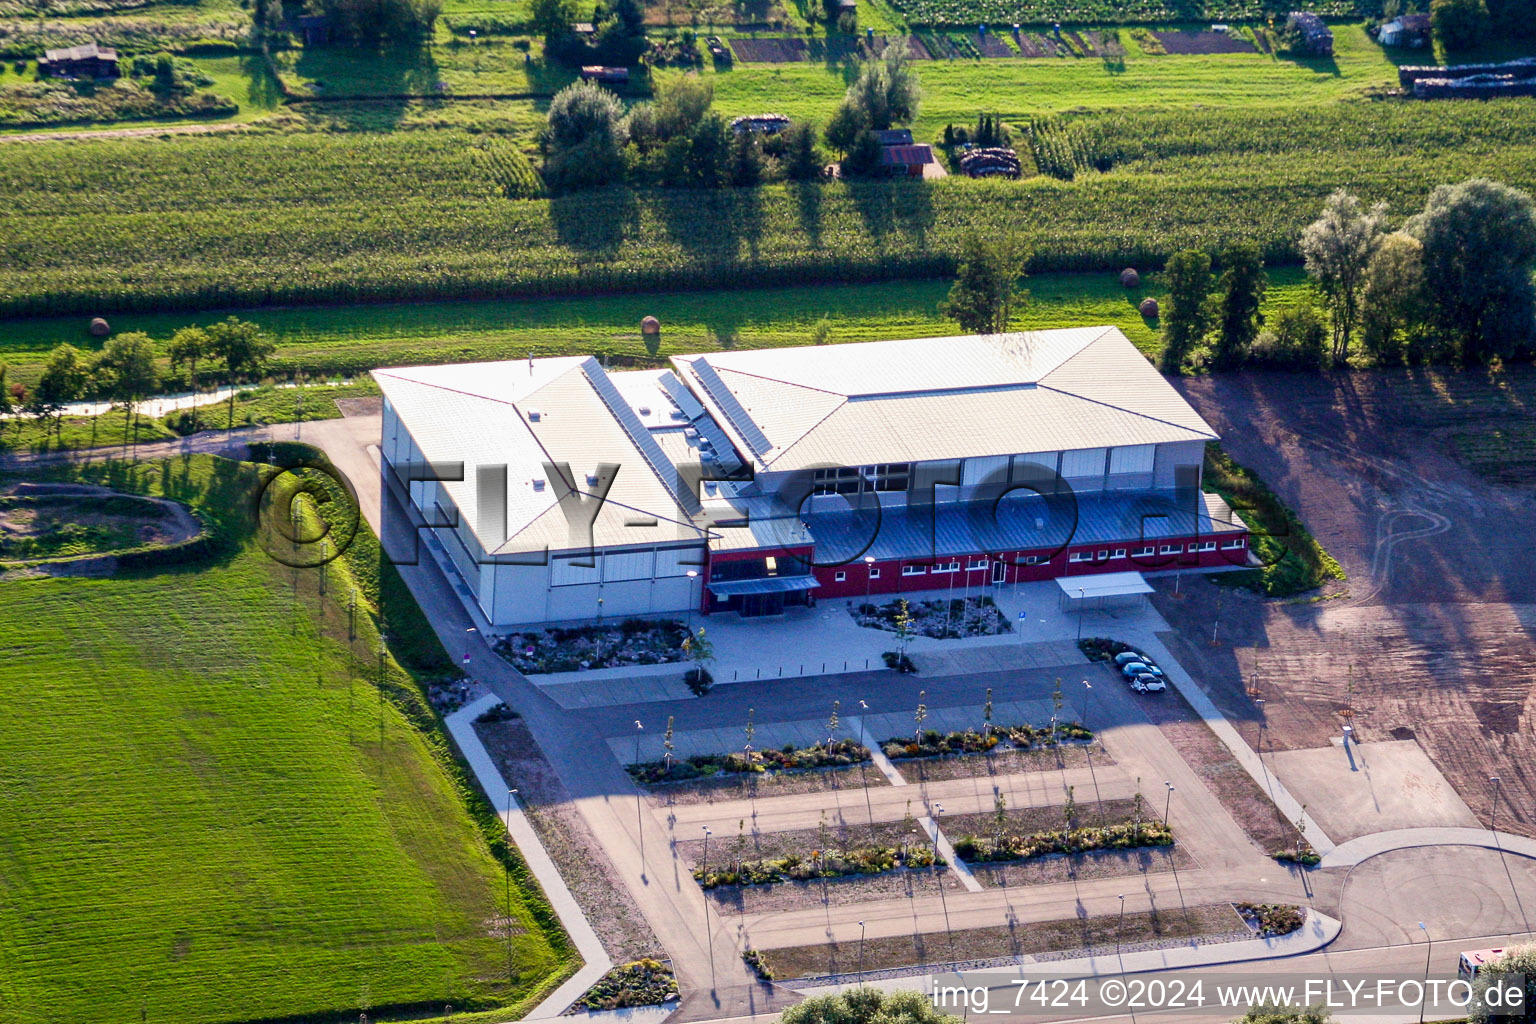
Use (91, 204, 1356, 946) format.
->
(896, 743, 1113, 784)
(475, 718, 663, 963)
(0, 483, 200, 562)
(1154, 29, 1255, 53)
(971, 843, 1198, 889)
(643, 762, 889, 807)
(1170, 367, 1536, 839)
(760, 903, 1245, 979)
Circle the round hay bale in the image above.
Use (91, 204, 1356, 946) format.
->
(1138, 297, 1159, 318)
(88, 317, 111, 337)
(640, 315, 661, 336)
(1119, 268, 1140, 288)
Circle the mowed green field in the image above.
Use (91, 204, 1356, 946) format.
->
(0, 269, 1313, 386)
(0, 457, 572, 1024)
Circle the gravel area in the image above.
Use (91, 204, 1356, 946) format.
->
(475, 718, 663, 964)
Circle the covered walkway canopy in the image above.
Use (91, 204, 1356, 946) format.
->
(1056, 571, 1154, 611)
(705, 575, 820, 597)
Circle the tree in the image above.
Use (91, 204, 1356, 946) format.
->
(940, 232, 1031, 334)
(544, 79, 629, 192)
(95, 331, 160, 446)
(530, 0, 576, 46)
(1299, 189, 1388, 365)
(1432, 0, 1490, 49)
(685, 114, 731, 188)
(843, 43, 921, 130)
(782, 121, 823, 180)
(167, 325, 211, 393)
(1406, 177, 1536, 363)
(1470, 943, 1536, 1024)
(1212, 242, 1268, 370)
(823, 100, 867, 156)
(31, 344, 90, 437)
(653, 74, 714, 140)
(1359, 232, 1427, 365)
(609, 0, 643, 35)
(1253, 304, 1328, 370)
(1158, 249, 1215, 373)
(779, 988, 963, 1024)
(730, 131, 764, 187)
(307, 0, 441, 43)
(682, 627, 715, 695)
(206, 316, 273, 429)
(0, 362, 11, 418)
(840, 128, 884, 178)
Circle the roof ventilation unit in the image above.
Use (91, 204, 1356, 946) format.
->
(532, 479, 546, 492)
(527, 410, 542, 422)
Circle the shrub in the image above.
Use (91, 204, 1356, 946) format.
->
(954, 820, 1173, 863)
(628, 739, 870, 784)
(695, 842, 943, 888)
(684, 666, 713, 695)
(1236, 902, 1305, 937)
(474, 701, 519, 724)
(881, 651, 918, 673)
(742, 949, 775, 980)
(576, 959, 678, 1010)
(881, 721, 1091, 758)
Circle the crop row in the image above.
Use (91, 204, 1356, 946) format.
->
(3, 102, 1536, 317)
(889, 0, 1356, 27)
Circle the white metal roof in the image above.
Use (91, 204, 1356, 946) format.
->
(670, 327, 1218, 472)
(1056, 572, 1155, 600)
(373, 359, 706, 557)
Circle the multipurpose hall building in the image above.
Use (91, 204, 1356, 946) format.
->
(374, 328, 1251, 627)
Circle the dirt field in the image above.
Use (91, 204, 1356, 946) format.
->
(1167, 367, 1536, 838)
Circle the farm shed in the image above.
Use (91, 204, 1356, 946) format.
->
(872, 128, 915, 146)
(1285, 12, 1333, 55)
(879, 143, 936, 176)
(580, 65, 630, 83)
(38, 42, 118, 78)
(1377, 13, 1429, 47)
(376, 328, 1249, 628)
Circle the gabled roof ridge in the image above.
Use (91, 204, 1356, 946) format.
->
(707, 360, 851, 398)
(755, 392, 853, 468)
(373, 360, 587, 409)
(1034, 382, 1217, 440)
(1034, 325, 1120, 383)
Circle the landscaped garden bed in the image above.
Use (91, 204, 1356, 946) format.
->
(627, 739, 870, 785)
(954, 821, 1174, 863)
(881, 722, 1091, 760)
(694, 844, 944, 889)
(852, 595, 1012, 639)
(573, 959, 678, 1010)
(1078, 636, 1139, 662)
(1235, 902, 1304, 937)
(494, 619, 687, 673)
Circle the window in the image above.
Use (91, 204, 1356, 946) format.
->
(834, 571, 847, 582)
(932, 561, 959, 573)
(1069, 552, 1089, 563)
(1096, 550, 1109, 560)
(1198, 541, 1217, 552)
(1109, 444, 1156, 475)
(1133, 546, 1155, 558)
(869, 567, 881, 579)
(1113, 549, 1127, 559)
(1222, 538, 1246, 549)
(812, 465, 864, 496)
(902, 565, 926, 576)
(869, 463, 911, 492)
(967, 558, 988, 571)
(1061, 448, 1108, 480)
(1023, 555, 1046, 565)
(1159, 544, 1178, 555)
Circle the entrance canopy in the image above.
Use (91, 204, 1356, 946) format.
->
(1056, 572, 1154, 602)
(706, 575, 821, 597)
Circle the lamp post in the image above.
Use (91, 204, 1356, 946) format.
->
(1254, 698, 1266, 750)
(864, 556, 876, 609)
(685, 570, 699, 631)
(701, 826, 715, 993)
(701, 825, 712, 881)
(858, 699, 875, 826)
(1080, 679, 1092, 726)
(1490, 775, 1502, 833)
(464, 626, 477, 670)
(1418, 922, 1432, 1024)
(1163, 781, 1174, 826)
(634, 721, 645, 869)
(932, 802, 954, 956)
(1076, 587, 1086, 640)
(858, 920, 866, 975)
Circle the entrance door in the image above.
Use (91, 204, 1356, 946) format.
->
(992, 559, 1007, 585)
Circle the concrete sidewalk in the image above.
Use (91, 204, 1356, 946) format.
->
(1321, 826, 1536, 868)
(446, 694, 613, 1018)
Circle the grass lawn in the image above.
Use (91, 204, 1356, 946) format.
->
(0, 268, 1312, 388)
(0, 454, 574, 1024)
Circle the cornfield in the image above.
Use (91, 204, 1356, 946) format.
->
(888, 0, 1355, 27)
(2, 102, 1535, 317)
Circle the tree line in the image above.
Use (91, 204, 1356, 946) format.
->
(540, 44, 921, 192)
(1158, 177, 1536, 373)
(0, 317, 272, 442)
